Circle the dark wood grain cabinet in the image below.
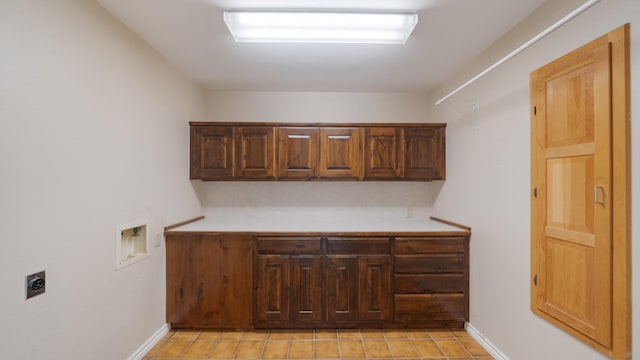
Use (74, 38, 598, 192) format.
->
(278, 127, 318, 179)
(190, 122, 445, 181)
(393, 236, 469, 328)
(318, 127, 361, 179)
(235, 126, 276, 179)
(255, 236, 393, 328)
(363, 127, 403, 179)
(256, 255, 290, 322)
(404, 126, 446, 180)
(190, 126, 234, 179)
(166, 230, 468, 329)
(166, 233, 253, 329)
(326, 256, 358, 322)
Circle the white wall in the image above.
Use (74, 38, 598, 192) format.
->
(202, 91, 436, 218)
(430, 0, 639, 359)
(0, 1, 204, 359)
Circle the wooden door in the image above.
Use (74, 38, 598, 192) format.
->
(256, 255, 290, 321)
(404, 127, 445, 180)
(358, 256, 392, 321)
(278, 127, 319, 179)
(363, 127, 404, 179)
(235, 127, 276, 179)
(166, 234, 253, 328)
(190, 126, 234, 179)
(291, 256, 323, 321)
(326, 256, 358, 322)
(531, 35, 615, 348)
(318, 128, 361, 179)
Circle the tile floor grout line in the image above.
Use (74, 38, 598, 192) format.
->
(357, 329, 369, 360)
(204, 336, 217, 359)
(257, 332, 267, 360)
(431, 334, 449, 360)
(453, 337, 473, 358)
(335, 329, 342, 360)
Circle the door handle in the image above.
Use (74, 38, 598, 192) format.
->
(594, 186, 605, 205)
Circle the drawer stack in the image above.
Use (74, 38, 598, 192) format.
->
(393, 237, 469, 328)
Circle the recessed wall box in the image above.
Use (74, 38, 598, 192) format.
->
(116, 220, 150, 270)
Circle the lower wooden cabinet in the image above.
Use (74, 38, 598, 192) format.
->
(358, 256, 392, 321)
(291, 256, 324, 321)
(256, 255, 290, 322)
(393, 236, 469, 328)
(326, 256, 358, 322)
(166, 232, 469, 329)
(255, 238, 393, 328)
(166, 233, 253, 329)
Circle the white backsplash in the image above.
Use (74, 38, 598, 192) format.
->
(193, 181, 435, 220)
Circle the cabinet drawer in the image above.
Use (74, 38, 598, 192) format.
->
(394, 254, 464, 273)
(394, 294, 465, 321)
(327, 237, 390, 254)
(257, 237, 322, 254)
(394, 237, 465, 254)
(394, 274, 465, 293)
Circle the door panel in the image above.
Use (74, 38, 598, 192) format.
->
(256, 256, 290, 321)
(278, 127, 318, 179)
(235, 127, 276, 179)
(190, 126, 234, 179)
(358, 256, 392, 321)
(546, 156, 594, 235)
(291, 256, 323, 321)
(318, 128, 361, 179)
(404, 127, 445, 180)
(363, 127, 403, 178)
(326, 256, 358, 321)
(531, 41, 612, 348)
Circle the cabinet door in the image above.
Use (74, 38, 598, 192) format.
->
(256, 255, 290, 322)
(358, 256, 392, 321)
(235, 127, 276, 179)
(291, 256, 323, 321)
(364, 128, 403, 179)
(166, 234, 252, 328)
(190, 126, 234, 179)
(278, 127, 319, 179)
(326, 256, 358, 322)
(319, 128, 361, 179)
(404, 126, 445, 180)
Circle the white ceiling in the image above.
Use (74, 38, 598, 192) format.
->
(97, 0, 546, 93)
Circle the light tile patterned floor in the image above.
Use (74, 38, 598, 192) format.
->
(144, 329, 494, 360)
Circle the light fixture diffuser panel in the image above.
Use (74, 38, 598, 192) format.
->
(223, 11, 418, 44)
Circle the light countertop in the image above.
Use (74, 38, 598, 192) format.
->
(166, 214, 469, 234)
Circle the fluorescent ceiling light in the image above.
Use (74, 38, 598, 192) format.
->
(223, 11, 418, 44)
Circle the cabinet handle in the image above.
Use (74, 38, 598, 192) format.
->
(328, 135, 351, 140)
(593, 186, 605, 205)
(288, 135, 310, 139)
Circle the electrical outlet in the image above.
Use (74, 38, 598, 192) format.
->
(26, 270, 46, 299)
(406, 207, 414, 219)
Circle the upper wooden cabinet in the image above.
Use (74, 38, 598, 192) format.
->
(190, 125, 234, 179)
(190, 122, 445, 181)
(278, 127, 318, 179)
(404, 127, 445, 180)
(235, 127, 276, 179)
(364, 127, 404, 179)
(319, 127, 361, 179)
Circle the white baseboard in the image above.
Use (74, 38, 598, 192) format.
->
(465, 322, 510, 360)
(128, 323, 170, 360)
